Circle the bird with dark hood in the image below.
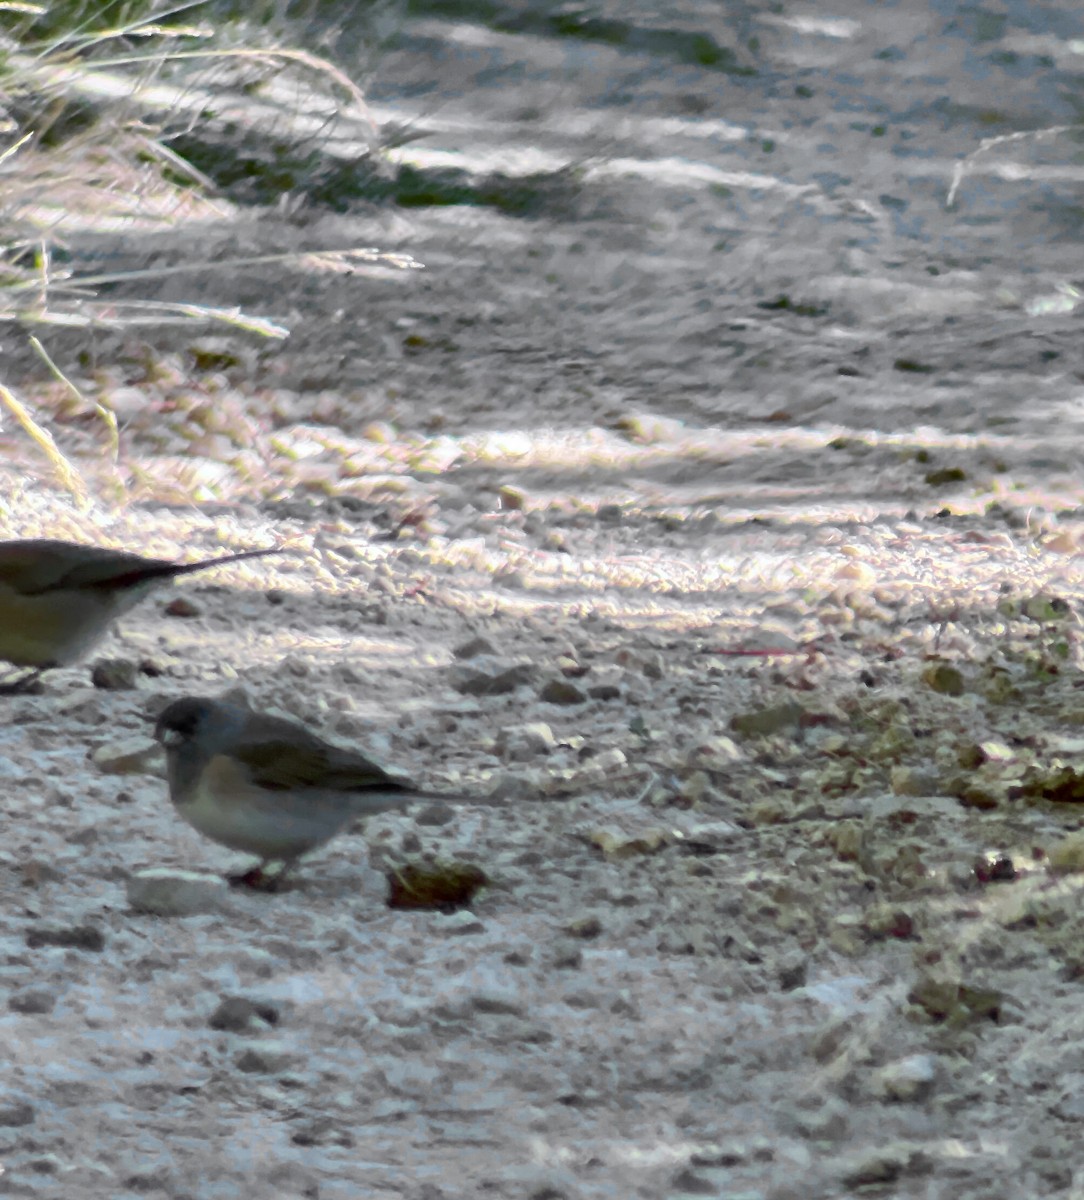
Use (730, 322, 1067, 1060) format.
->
(154, 696, 459, 890)
(0, 539, 276, 691)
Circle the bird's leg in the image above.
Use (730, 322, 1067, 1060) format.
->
(0, 668, 44, 695)
(227, 859, 296, 892)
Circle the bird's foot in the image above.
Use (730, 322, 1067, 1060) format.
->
(226, 864, 292, 892)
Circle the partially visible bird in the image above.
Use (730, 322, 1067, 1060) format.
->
(154, 696, 455, 889)
(0, 539, 276, 692)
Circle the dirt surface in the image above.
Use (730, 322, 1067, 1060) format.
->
(5, 2, 1084, 1197)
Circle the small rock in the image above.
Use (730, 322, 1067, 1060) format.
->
(164, 596, 201, 618)
(436, 910, 485, 935)
(838, 1143, 927, 1187)
(90, 657, 139, 690)
(209, 996, 280, 1033)
(260, 1162, 321, 1197)
(828, 821, 864, 862)
(565, 915, 603, 939)
(1022, 593, 1070, 622)
(26, 924, 105, 952)
(730, 702, 805, 737)
(448, 658, 536, 696)
(973, 852, 1016, 884)
(234, 1041, 296, 1075)
(92, 736, 159, 775)
(453, 635, 498, 660)
(958, 740, 1015, 767)
(589, 748, 627, 772)
(0, 1100, 35, 1127)
(27, 1153, 62, 1175)
(688, 1142, 751, 1167)
(923, 663, 965, 696)
(890, 766, 941, 797)
(863, 904, 916, 940)
(127, 869, 231, 916)
(589, 827, 670, 859)
(497, 722, 556, 760)
(689, 736, 743, 768)
(362, 420, 396, 443)
(668, 1167, 717, 1195)
(413, 802, 456, 826)
(486, 771, 541, 801)
(616, 412, 685, 443)
(499, 485, 527, 511)
(587, 682, 621, 701)
(551, 942, 583, 969)
(783, 1094, 849, 1141)
(596, 503, 623, 523)
(470, 992, 525, 1016)
(538, 679, 586, 705)
(1049, 831, 1084, 874)
(777, 953, 808, 992)
(640, 652, 664, 680)
(835, 559, 877, 586)
(8, 988, 57, 1015)
(871, 1054, 937, 1102)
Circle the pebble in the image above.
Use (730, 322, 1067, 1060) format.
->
(26, 924, 105, 952)
(497, 721, 556, 760)
(234, 1041, 297, 1075)
(208, 995, 280, 1033)
(8, 988, 57, 1015)
(469, 992, 525, 1016)
(90, 657, 139, 690)
(871, 1054, 937, 1102)
(837, 1143, 924, 1187)
(453, 635, 498, 660)
(550, 942, 583, 969)
(640, 652, 664, 680)
(126, 869, 232, 916)
(782, 1094, 849, 1141)
(777, 952, 808, 992)
(729, 702, 805, 737)
(164, 596, 202, 618)
(448, 658, 536, 696)
(538, 679, 586, 705)
(435, 910, 485, 935)
(669, 1166, 720, 1195)
(0, 1100, 35, 1127)
(412, 802, 456, 826)
(689, 735, 744, 768)
(92, 737, 159, 775)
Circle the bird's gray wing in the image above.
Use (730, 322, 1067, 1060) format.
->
(232, 723, 412, 795)
(0, 541, 173, 595)
(0, 541, 273, 595)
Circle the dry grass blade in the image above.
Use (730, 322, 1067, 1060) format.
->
(0, 381, 89, 506)
(29, 333, 118, 463)
(84, 45, 375, 129)
(45, 248, 424, 291)
(947, 124, 1081, 208)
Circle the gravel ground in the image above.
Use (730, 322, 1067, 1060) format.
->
(4, 2, 1084, 1197)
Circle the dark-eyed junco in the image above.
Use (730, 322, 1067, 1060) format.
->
(154, 696, 454, 889)
(0, 539, 276, 691)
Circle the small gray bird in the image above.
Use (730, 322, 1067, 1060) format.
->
(155, 696, 448, 889)
(0, 539, 276, 691)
